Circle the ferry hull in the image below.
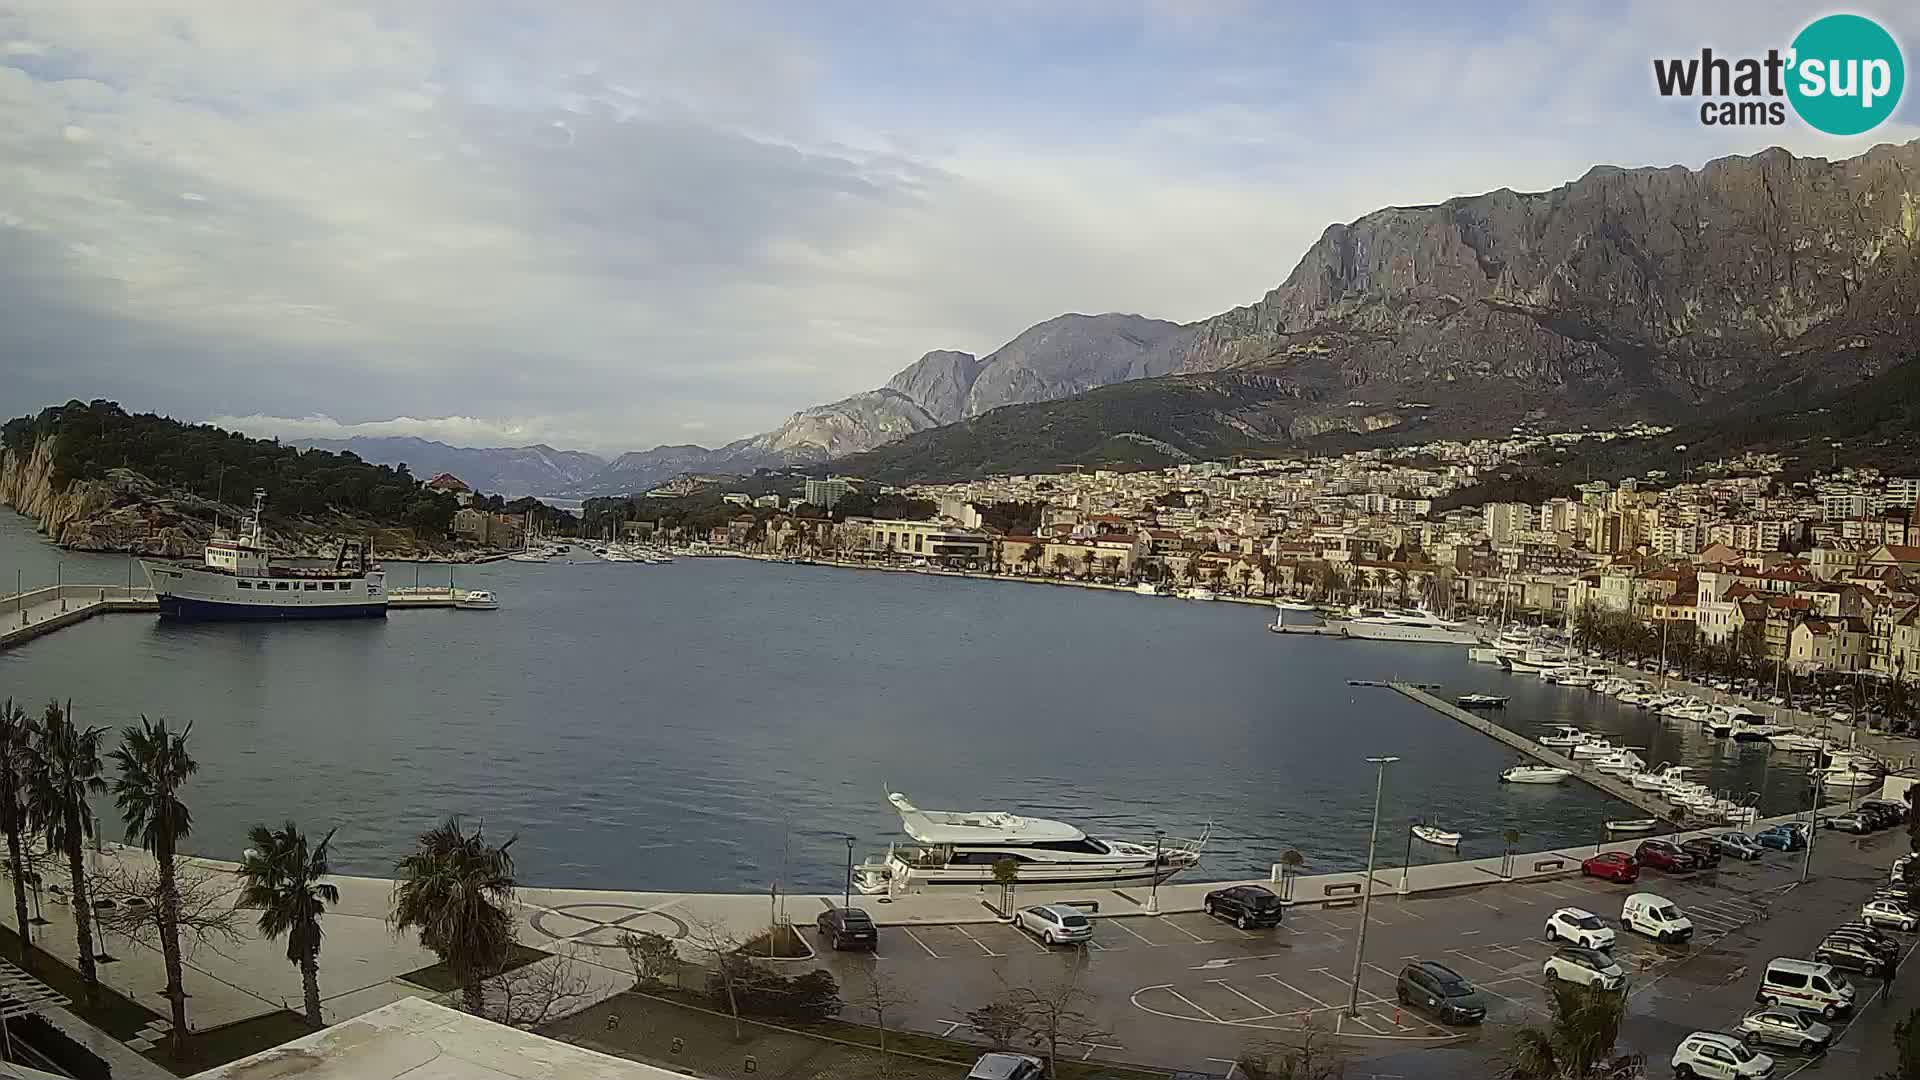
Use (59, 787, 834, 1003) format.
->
(157, 595, 388, 621)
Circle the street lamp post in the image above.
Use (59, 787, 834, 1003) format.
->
(1348, 755, 1399, 1017)
(1801, 770, 1818, 884)
(843, 837, 855, 910)
(1147, 830, 1165, 915)
(1400, 818, 1417, 893)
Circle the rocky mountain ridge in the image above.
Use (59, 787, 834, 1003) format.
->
(838, 140, 1920, 483)
(296, 436, 606, 497)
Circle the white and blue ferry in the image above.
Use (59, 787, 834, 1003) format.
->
(142, 490, 387, 620)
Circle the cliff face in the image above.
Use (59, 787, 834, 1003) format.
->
(1177, 142, 1920, 408)
(0, 436, 209, 555)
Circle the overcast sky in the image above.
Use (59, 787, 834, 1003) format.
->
(2, 2, 1915, 455)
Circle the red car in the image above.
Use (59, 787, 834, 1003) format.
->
(1581, 851, 1638, 883)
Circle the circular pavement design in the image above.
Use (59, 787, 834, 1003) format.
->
(527, 902, 690, 950)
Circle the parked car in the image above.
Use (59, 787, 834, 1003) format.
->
(1014, 904, 1092, 946)
(1825, 923, 1901, 966)
(1860, 799, 1908, 825)
(1636, 839, 1696, 872)
(967, 1053, 1045, 1080)
(1893, 854, 1914, 883)
(1821, 813, 1872, 834)
(1672, 1031, 1774, 1079)
(1544, 945, 1626, 990)
(1396, 961, 1487, 1025)
(1680, 837, 1722, 869)
(1714, 832, 1765, 861)
(1545, 907, 1616, 949)
(1755, 827, 1804, 852)
(1581, 851, 1639, 883)
(1813, 935, 1888, 978)
(814, 907, 878, 951)
(1203, 885, 1284, 929)
(1872, 888, 1917, 914)
(1737, 1006, 1832, 1053)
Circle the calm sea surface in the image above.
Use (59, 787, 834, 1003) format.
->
(0, 511, 1815, 892)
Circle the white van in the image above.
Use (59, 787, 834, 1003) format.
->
(1622, 893, 1693, 943)
(1757, 958, 1855, 1020)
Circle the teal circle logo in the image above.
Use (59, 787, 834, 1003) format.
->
(1788, 14, 1904, 135)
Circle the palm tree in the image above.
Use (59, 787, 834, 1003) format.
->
(0, 700, 36, 971)
(1502, 982, 1635, 1079)
(1278, 849, 1306, 902)
(25, 700, 107, 1007)
(389, 817, 517, 1015)
(110, 716, 198, 1056)
(238, 822, 339, 1028)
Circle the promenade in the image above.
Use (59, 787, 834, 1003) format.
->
(0, 584, 157, 650)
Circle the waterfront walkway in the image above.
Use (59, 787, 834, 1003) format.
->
(0, 584, 156, 650)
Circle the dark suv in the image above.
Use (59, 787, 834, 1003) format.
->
(1635, 839, 1695, 872)
(815, 907, 878, 950)
(1203, 885, 1284, 929)
(1397, 961, 1487, 1025)
(1678, 837, 1721, 869)
(1815, 934, 1888, 977)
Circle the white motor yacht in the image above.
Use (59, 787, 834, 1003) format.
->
(454, 590, 499, 610)
(1501, 764, 1572, 784)
(1317, 606, 1478, 645)
(1767, 731, 1826, 753)
(1181, 586, 1217, 601)
(1593, 750, 1646, 777)
(853, 793, 1206, 895)
(1570, 738, 1618, 759)
(1538, 725, 1589, 748)
(1630, 765, 1673, 791)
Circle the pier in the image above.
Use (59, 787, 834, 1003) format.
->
(0, 582, 488, 650)
(1388, 681, 1677, 818)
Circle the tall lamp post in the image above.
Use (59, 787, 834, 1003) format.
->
(1802, 770, 1819, 884)
(1348, 755, 1399, 1017)
(1400, 818, 1418, 893)
(843, 837, 856, 909)
(1146, 830, 1165, 915)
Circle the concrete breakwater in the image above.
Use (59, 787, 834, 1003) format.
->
(1389, 681, 1680, 819)
(0, 583, 157, 650)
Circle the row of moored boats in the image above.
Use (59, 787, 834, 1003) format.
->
(508, 541, 675, 564)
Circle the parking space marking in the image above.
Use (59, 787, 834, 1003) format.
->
(1086, 937, 1112, 952)
(1474, 976, 1548, 1015)
(1163, 987, 1225, 1023)
(1342, 1011, 1386, 1034)
(1311, 967, 1392, 1007)
(900, 927, 942, 959)
(1107, 919, 1165, 947)
(1447, 948, 1505, 972)
(1463, 896, 1502, 912)
(1209, 979, 1282, 1020)
(952, 924, 1004, 957)
(1164, 918, 1213, 944)
(1261, 973, 1334, 1010)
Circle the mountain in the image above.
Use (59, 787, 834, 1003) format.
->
(836, 141, 1920, 484)
(297, 436, 605, 496)
(565, 312, 1193, 494)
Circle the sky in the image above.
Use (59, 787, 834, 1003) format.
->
(2, 1, 1917, 456)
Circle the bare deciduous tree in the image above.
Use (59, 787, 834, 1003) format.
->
(852, 968, 915, 1077)
(1010, 969, 1113, 1078)
(91, 857, 243, 960)
(964, 996, 1023, 1051)
(482, 950, 596, 1029)
(1237, 1021, 1349, 1079)
(685, 917, 746, 1040)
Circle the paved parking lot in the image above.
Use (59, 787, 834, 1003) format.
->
(811, 830, 1910, 1075)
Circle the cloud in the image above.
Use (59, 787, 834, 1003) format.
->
(2, 0, 1916, 454)
(206, 412, 571, 449)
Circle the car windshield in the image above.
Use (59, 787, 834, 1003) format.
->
(1435, 976, 1476, 998)
(1656, 905, 1680, 920)
(1725, 1041, 1756, 1063)
(839, 911, 873, 927)
(1572, 914, 1603, 929)
(1248, 891, 1280, 908)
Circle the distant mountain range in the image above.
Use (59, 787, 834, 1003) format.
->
(321, 140, 1920, 494)
(297, 436, 605, 497)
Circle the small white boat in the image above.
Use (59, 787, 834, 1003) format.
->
(455, 589, 499, 610)
(1137, 583, 1163, 596)
(1181, 586, 1217, 601)
(1412, 824, 1462, 848)
(1630, 770, 1669, 791)
(1467, 646, 1503, 664)
(1767, 732, 1826, 753)
(1501, 765, 1571, 784)
(1593, 751, 1645, 777)
(1456, 694, 1509, 709)
(1605, 818, 1660, 834)
(1538, 725, 1588, 748)
(1570, 739, 1618, 759)
(1822, 767, 1882, 790)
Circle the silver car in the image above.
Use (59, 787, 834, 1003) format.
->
(1738, 1006, 1832, 1052)
(1014, 904, 1092, 946)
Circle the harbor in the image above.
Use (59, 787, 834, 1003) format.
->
(1389, 681, 1678, 819)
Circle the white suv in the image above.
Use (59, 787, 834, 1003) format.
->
(1545, 907, 1616, 950)
(1543, 945, 1625, 990)
(1672, 1032, 1774, 1079)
